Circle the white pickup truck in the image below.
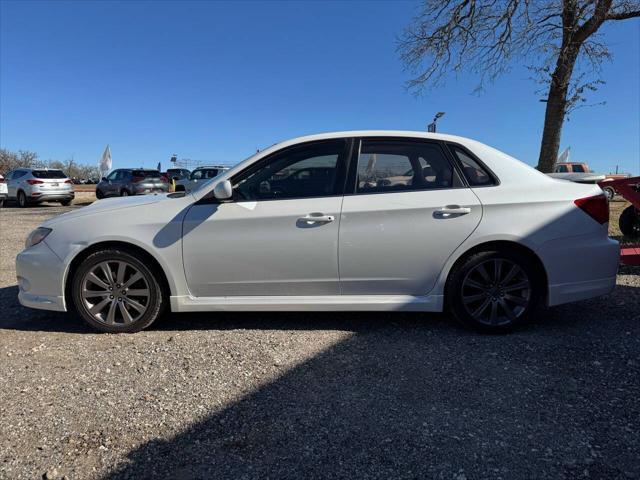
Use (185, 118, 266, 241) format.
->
(548, 162, 629, 199)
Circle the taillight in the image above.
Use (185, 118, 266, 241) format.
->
(0, 178, 5, 183)
(160, 175, 169, 183)
(64, 179, 73, 184)
(26, 179, 44, 185)
(574, 194, 609, 224)
(132, 176, 144, 183)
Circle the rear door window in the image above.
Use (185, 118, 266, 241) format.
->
(355, 139, 462, 194)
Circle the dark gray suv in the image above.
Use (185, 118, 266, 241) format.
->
(95, 169, 170, 199)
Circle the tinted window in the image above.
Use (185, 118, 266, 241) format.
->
(572, 164, 586, 173)
(106, 170, 118, 181)
(556, 164, 568, 173)
(356, 140, 461, 194)
(133, 170, 160, 178)
(450, 147, 496, 186)
(234, 141, 343, 201)
(31, 170, 67, 179)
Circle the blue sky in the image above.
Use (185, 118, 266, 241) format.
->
(1, 0, 638, 174)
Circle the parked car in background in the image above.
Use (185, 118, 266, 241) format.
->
(0, 174, 8, 207)
(95, 169, 170, 199)
(550, 162, 630, 199)
(5, 168, 74, 207)
(165, 168, 190, 181)
(17, 131, 619, 334)
(174, 165, 229, 192)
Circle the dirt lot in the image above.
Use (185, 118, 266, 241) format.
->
(0, 198, 638, 480)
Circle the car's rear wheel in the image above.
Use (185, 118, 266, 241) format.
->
(17, 191, 28, 208)
(60, 199, 72, 206)
(619, 205, 640, 238)
(602, 186, 615, 201)
(446, 249, 541, 333)
(71, 249, 166, 333)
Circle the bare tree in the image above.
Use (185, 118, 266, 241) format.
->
(0, 149, 39, 173)
(399, 0, 640, 172)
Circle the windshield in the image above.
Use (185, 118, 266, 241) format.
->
(32, 170, 67, 179)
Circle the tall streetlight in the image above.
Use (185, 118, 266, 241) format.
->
(427, 112, 446, 133)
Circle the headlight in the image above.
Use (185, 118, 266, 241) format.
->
(25, 227, 52, 249)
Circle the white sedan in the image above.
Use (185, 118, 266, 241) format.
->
(16, 131, 619, 333)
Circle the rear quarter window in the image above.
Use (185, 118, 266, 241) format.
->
(449, 146, 497, 186)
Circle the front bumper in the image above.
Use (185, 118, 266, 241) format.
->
(16, 241, 67, 312)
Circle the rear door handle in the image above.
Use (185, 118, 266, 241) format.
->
(298, 213, 335, 224)
(434, 205, 471, 218)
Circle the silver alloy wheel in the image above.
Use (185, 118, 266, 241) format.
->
(80, 260, 150, 325)
(461, 258, 531, 326)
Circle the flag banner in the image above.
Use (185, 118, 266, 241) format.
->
(100, 145, 112, 175)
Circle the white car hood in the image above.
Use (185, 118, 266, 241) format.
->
(41, 193, 188, 227)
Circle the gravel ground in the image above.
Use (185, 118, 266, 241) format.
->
(0, 199, 638, 480)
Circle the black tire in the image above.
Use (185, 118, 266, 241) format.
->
(120, 189, 130, 197)
(17, 190, 28, 208)
(95, 188, 104, 199)
(446, 249, 542, 333)
(60, 199, 72, 206)
(71, 248, 166, 333)
(0, 199, 4, 208)
(619, 205, 640, 238)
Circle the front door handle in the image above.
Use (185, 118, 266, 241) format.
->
(298, 212, 335, 224)
(434, 205, 471, 218)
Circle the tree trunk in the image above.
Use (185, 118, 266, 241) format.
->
(536, 46, 579, 173)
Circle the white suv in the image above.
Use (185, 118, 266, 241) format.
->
(6, 168, 75, 207)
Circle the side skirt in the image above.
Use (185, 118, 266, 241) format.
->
(170, 294, 444, 313)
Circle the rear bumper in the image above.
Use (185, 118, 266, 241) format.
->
(133, 186, 170, 195)
(29, 193, 74, 203)
(539, 233, 620, 307)
(547, 275, 617, 306)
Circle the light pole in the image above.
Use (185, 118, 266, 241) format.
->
(427, 112, 446, 133)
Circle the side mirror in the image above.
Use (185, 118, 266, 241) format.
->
(213, 180, 233, 201)
(101, 177, 107, 182)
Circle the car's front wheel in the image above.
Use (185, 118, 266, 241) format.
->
(446, 249, 541, 333)
(71, 248, 166, 333)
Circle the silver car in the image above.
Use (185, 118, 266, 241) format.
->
(174, 165, 229, 192)
(6, 168, 74, 207)
(95, 169, 170, 199)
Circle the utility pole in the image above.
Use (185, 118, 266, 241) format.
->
(427, 112, 445, 133)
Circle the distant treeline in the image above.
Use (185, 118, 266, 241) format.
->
(0, 148, 102, 180)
